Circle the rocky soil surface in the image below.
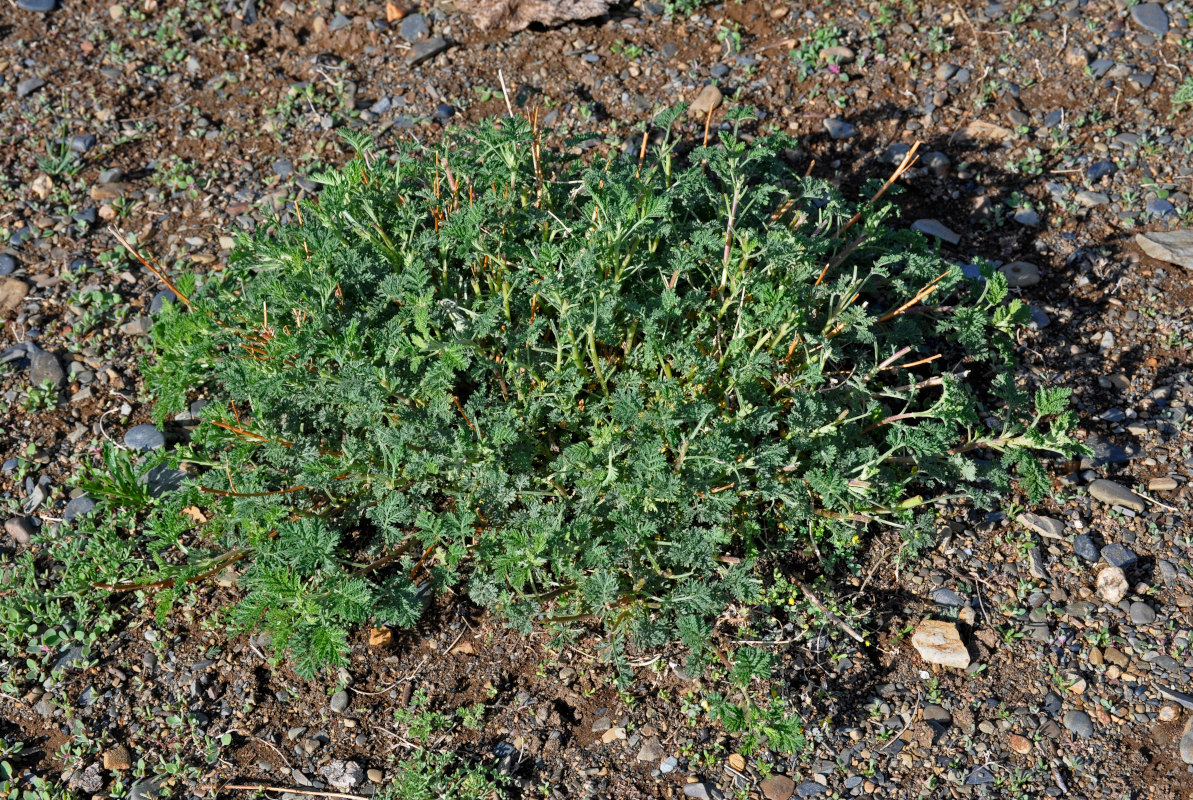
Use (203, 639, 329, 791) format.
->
(3, 0, 1193, 798)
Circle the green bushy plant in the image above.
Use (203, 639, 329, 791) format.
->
(94, 106, 1082, 678)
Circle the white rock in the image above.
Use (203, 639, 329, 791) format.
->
(911, 620, 970, 668)
(1096, 566, 1129, 604)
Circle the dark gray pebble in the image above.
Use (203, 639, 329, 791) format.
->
(400, 13, 429, 42)
(1072, 534, 1100, 562)
(63, 496, 96, 524)
(1100, 543, 1138, 569)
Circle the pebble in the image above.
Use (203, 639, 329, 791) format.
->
(760, 775, 795, 800)
(911, 219, 960, 245)
(69, 134, 96, 154)
(0, 254, 15, 276)
(16, 78, 46, 98)
(328, 13, 351, 31)
(1075, 190, 1110, 208)
(27, 343, 66, 389)
(1100, 543, 1138, 569)
(1182, 718, 1193, 765)
(796, 782, 826, 797)
(966, 767, 995, 785)
(1129, 3, 1169, 36)
(1129, 601, 1156, 625)
(688, 84, 723, 119)
(129, 776, 165, 800)
(931, 588, 966, 607)
(660, 756, 678, 774)
(406, 37, 449, 66)
(682, 781, 712, 799)
(0, 278, 29, 314)
(367, 769, 383, 783)
(911, 619, 970, 668)
(1017, 512, 1064, 539)
(399, 13, 429, 42)
(1135, 230, 1193, 270)
(1072, 534, 1100, 562)
(124, 424, 165, 451)
(17, 0, 59, 9)
(330, 690, 349, 713)
(1148, 477, 1178, 492)
(1086, 160, 1116, 181)
(63, 496, 96, 524)
(996, 261, 1039, 288)
(4, 517, 35, 545)
(637, 737, 663, 762)
(1096, 566, 1129, 604)
(1062, 710, 1093, 738)
(1087, 479, 1145, 512)
(1007, 733, 1031, 754)
(824, 118, 857, 139)
(103, 745, 132, 771)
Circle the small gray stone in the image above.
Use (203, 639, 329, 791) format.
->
(824, 118, 857, 139)
(1147, 198, 1176, 217)
(931, 588, 967, 608)
(98, 168, 124, 184)
(1013, 207, 1040, 227)
(328, 13, 351, 31)
(1129, 601, 1156, 625)
(637, 737, 663, 762)
(124, 424, 166, 451)
(911, 219, 960, 245)
(796, 782, 826, 797)
(69, 134, 96, 154)
(682, 782, 711, 799)
(63, 496, 96, 524)
(4, 517, 35, 545)
(17, 78, 46, 99)
(330, 690, 350, 713)
(1129, 3, 1169, 36)
(1072, 534, 1100, 562)
(1087, 160, 1115, 181)
(150, 290, 178, 314)
(399, 13, 430, 42)
(1100, 543, 1138, 569)
(881, 143, 911, 164)
(660, 757, 678, 774)
(1136, 230, 1193, 270)
(1159, 687, 1193, 710)
(1075, 190, 1109, 208)
(406, 36, 449, 66)
(1062, 710, 1093, 738)
(1088, 479, 1145, 512)
(319, 760, 363, 791)
(27, 343, 65, 389)
(18, 0, 59, 9)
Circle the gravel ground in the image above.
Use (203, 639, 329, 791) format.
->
(2, 0, 1193, 798)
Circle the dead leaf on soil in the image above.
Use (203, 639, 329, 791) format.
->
(460, 0, 610, 32)
(181, 506, 208, 524)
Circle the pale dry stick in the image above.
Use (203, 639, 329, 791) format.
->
(878, 691, 922, 753)
(798, 582, 866, 644)
(220, 785, 368, 800)
(1135, 490, 1178, 513)
(497, 69, 514, 117)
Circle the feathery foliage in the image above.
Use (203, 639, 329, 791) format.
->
(95, 108, 1083, 677)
